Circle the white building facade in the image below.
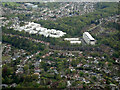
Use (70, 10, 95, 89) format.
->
(83, 32, 96, 45)
(64, 38, 81, 44)
(64, 38, 79, 41)
(70, 41, 81, 44)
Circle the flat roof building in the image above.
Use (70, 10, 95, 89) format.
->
(64, 38, 81, 44)
(70, 41, 81, 44)
(64, 38, 80, 41)
(83, 32, 96, 45)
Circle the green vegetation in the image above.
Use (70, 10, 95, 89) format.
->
(2, 2, 120, 89)
(2, 35, 45, 53)
(2, 56, 11, 61)
(2, 2, 20, 9)
(36, 2, 62, 9)
(100, 30, 120, 58)
(2, 2, 20, 6)
(35, 2, 118, 36)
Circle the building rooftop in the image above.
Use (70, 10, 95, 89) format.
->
(64, 38, 80, 41)
(70, 41, 81, 44)
(84, 32, 95, 40)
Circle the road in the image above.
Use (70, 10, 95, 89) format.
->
(87, 19, 102, 32)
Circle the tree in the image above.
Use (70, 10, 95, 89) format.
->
(55, 74, 62, 80)
(79, 71, 84, 77)
(71, 59, 79, 67)
(24, 65, 29, 74)
(57, 81, 66, 88)
(92, 76, 97, 81)
(40, 61, 49, 71)
(24, 75, 32, 82)
(32, 74, 39, 80)
(66, 69, 71, 74)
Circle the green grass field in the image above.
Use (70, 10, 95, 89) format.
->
(2, 2, 20, 7)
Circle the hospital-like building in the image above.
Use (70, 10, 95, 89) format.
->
(83, 32, 96, 45)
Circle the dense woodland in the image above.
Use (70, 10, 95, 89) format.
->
(2, 35, 45, 53)
(100, 22, 120, 58)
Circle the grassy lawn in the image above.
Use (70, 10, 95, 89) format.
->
(2, 56, 11, 61)
(2, 2, 20, 7)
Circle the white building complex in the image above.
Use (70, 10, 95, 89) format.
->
(25, 3, 38, 9)
(83, 32, 96, 45)
(14, 22, 66, 38)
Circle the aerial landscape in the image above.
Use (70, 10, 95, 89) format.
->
(0, 2, 120, 89)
